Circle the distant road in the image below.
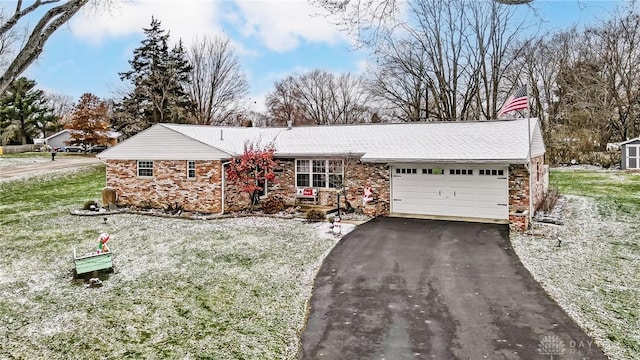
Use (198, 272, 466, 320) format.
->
(0, 156, 102, 181)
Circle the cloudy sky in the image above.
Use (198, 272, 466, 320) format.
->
(15, 0, 624, 111)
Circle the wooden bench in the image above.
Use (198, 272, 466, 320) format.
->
(295, 187, 319, 204)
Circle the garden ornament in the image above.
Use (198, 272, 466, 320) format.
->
(97, 232, 110, 253)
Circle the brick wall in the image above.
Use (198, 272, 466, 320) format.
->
(227, 158, 391, 216)
(508, 154, 546, 231)
(106, 160, 223, 213)
(106, 156, 544, 229)
(344, 161, 390, 215)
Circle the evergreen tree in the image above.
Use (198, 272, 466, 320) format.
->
(114, 17, 193, 137)
(65, 93, 109, 148)
(0, 77, 53, 145)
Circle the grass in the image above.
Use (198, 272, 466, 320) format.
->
(551, 170, 640, 215)
(512, 169, 640, 359)
(0, 167, 342, 359)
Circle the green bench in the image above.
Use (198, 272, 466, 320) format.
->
(73, 247, 113, 276)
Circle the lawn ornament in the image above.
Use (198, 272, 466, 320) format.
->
(97, 232, 110, 254)
(363, 186, 374, 205)
(72, 232, 113, 278)
(333, 217, 341, 235)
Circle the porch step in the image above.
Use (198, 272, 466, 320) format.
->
(296, 204, 336, 215)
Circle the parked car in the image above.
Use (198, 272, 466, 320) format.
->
(64, 144, 85, 152)
(89, 145, 108, 153)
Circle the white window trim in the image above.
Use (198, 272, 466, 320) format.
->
(295, 159, 344, 189)
(137, 160, 154, 178)
(187, 160, 196, 180)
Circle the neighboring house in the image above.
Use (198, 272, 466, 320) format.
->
(97, 118, 547, 231)
(620, 137, 640, 170)
(45, 129, 124, 149)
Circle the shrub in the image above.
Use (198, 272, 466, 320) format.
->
(261, 194, 286, 214)
(163, 202, 183, 215)
(327, 216, 335, 224)
(538, 185, 560, 213)
(305, 209, 325, 221)
(83, 200, 98, 210)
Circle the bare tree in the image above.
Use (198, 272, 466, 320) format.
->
(0, 0, 96, 95)
(44, 91, 74, 120)
(266, 70, 372, 125)
(265, 75, 306, 126)
(365, 0, 531, 121)
(312, 0, 535, 47)
(186, 36, 248, 125)
(591, 11, 640, 142)
(366, 37, 431, 121)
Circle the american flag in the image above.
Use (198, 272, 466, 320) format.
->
(498, 85, 528, 117)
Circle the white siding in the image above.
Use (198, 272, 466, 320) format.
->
(45, 131, 71, 149)
(530, 120, 546, 158)
(98, 124, 231, 160)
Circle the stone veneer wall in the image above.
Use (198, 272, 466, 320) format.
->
(223, 158, 391, 216)
(343, 161, 390, 216)
(508, 154, 546, 231)
(106, 160, 223, 213)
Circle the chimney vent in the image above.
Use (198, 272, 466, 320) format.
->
(220, 129, 223, 140)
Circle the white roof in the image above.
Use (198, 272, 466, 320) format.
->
(45, 129, 122, 140)
(620, 137, 640, 145)
(99, 118, 544, 164)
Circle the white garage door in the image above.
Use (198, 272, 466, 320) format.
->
(391, 164, 509, 220)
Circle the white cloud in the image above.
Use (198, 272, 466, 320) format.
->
(71, 0, 222, 46)
(71, 0, 346, 53)
(355, 59, 371, 75)
(230, 0, 347, 52)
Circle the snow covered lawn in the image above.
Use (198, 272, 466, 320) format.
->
(0, 168, 354, 359)
(511, 170, 640, 360)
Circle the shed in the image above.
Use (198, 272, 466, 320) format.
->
(620, 137, 640, 170)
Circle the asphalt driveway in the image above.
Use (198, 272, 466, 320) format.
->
(299, 217, 606, 359)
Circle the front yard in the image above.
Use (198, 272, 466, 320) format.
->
(3, 160, 639, 359)
(511, 169, 640, 359)
(0, 166, 350, 359)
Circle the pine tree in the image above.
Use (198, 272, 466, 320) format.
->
(65, 93, 109, 148)
(0, 77, 53, 145)
(114, 17, 193, 137)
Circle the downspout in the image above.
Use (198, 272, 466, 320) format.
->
(96, 156, 108, 185)
(219, 161, 231, 215)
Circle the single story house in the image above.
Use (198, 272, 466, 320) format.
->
(45, 129, 123, 150)
(97, 118, 547, 230)
(620, 137, 640, 170)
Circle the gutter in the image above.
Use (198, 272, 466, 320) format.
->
(361, 158, 528, 164)
(219, 161, 231, 215)
(96, 155, 108, 165)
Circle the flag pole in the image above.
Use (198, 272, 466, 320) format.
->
(526, 83, 533, 231)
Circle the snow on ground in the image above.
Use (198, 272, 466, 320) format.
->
(0, 210, 358, 359)
(512, 195, 640, 360)
(0, 157, 49, 167)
